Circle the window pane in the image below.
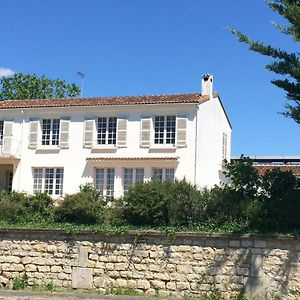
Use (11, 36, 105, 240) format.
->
(42, 119, 51, 145)
(165, 168, 175, 181)
(0, 120, 4, 142)
(33, 169, 43, 193)
(124, 168, 134, 192)
(106, 168, 115, 196)
(135, 168, 144, 183)
(97, 118, 107, 144)
(107, 117, 117, 145)
(166, 116, 176, 144)
(95, 168, 105, 194)
(153, 168, 163, 182)
(52, 119, 60, 145)
(154, 116, 164, 144)
(55, 168, 64, 195)
(44, 168, 54, 194)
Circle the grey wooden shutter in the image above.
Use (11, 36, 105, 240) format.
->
(117, 117, 127, 148)
(83, 118, 94, 148)
(176, 116, 187, 147)
(60, 118, 70, 149)
(28, 119, 39, 149)
(140, 117, 152, 148)
(2, 121, 13, 154)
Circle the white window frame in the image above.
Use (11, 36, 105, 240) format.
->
(33, 168, 64, 196)
(152, 168, 175, 182)
(97, 117, 117, 145)
(41, 119, 60, 146)
(95, 168, 115, 197)
(123, 168, 145, 192)
(154, 115, 176, 145)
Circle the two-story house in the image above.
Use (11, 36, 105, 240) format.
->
(0, 74, 231, 197)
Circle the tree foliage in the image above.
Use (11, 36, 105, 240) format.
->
(0, 73, 80, 100)
(231, 0, 300, 124)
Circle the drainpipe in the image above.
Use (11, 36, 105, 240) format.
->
(193, 106, 199, 185)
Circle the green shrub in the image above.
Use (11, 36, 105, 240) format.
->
(12, 274, 27, 290)
(55, 186, 105, 224)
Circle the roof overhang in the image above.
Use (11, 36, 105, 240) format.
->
(86, 157, 179, 163)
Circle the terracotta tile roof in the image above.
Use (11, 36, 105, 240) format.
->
(0, 92, 217, 110)
(254, 164, 300, 176)
(86, 157, 179, 162)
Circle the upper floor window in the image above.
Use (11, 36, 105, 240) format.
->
(97, 117, 117, 145)
(153, 168, 175, 182)
(95, 168, 115, 197)
(0, 120, 4, 143)
(123, 168, 144, 192)
(42, 119, 60, 146)
(222, 132, 228, 160)
(33, 167, 64, 196)
(154, 116, 176, 144)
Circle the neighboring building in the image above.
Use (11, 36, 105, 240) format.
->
(0, 75, 231, 197)
(232, 156, 300, 178)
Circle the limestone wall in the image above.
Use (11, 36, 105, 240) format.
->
(0, 229, 299, 298)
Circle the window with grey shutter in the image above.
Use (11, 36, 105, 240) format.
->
(60, 118, 70, 149)
(176, 116, 187, 147)
(83, 118, 94, 148)
(140, 117, 152, 148)
(2, 121, 13, 154)
(29, 119, 39, 149)
(117, 117, 127, 148)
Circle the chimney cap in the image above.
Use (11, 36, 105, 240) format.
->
(202, 74, 212, 81)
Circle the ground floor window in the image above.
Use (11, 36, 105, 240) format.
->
(123, 168, 144, 192)
(33, 168, 64, 196)
(153, 168, 175, 182)
(95, 168, 115, 197)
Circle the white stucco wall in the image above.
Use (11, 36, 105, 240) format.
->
(0, 98, 230, 197)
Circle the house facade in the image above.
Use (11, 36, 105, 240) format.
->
(0, 75, 231, 197)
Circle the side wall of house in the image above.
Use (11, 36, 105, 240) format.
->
(196, 96, 231, 188)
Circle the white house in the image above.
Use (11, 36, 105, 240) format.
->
(0, 75, 231, 198)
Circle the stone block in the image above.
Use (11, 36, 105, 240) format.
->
(78, 246, 88, 268)
(250, 254, 262, 277)
(137, 279, 150, 290)
(72, 267, 93, 289)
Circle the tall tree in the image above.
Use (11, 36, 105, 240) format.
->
(0, 73, 80, 100)
(231, 0, 300, 124)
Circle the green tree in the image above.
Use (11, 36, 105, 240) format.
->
(0, 73, 80, 100)
(231, 0, 300, 124)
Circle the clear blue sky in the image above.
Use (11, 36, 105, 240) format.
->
(0, 0, 299, 156)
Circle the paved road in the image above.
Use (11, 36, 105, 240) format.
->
(0, 290, 169, 300)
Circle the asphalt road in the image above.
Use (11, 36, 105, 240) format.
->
(0, 290, 169, 300)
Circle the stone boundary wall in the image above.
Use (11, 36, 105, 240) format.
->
(0, 229, 299, 298)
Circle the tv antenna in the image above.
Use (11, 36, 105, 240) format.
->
(76, 71, 85, 97)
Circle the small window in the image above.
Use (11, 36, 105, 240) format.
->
(154, 116, 176, 144)
(95, 168, 115, 197)
(97, 117, 117, 145)
(153, 168, 175, 182)
(0, 120, 4, 143)
(42, 119, 60, 146)
(33, 168, 64, 196)
(123, 168, 145, 192)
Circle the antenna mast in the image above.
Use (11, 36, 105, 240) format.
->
(76, 71, 85, 97)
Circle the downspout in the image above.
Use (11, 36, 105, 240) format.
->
(17, 109, 25, 191)
(193, 105, 199, 185)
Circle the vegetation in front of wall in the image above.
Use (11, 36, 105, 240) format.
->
(0, 157, 299, 235)
(12, 274, 28, 290)
(105, 286, 142, 296)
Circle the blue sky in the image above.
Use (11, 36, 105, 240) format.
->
(0, 0, 299, 156)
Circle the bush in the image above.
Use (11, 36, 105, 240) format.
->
(55, 184, 105, 224)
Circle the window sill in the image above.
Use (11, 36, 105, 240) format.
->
(149, 144, 176, 150)
(92, 145, 117, 150)
(36, 145, 60, 151)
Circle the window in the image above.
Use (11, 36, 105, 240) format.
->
(95, 168, 115, 196)
(33, 168, 64, 196)
(153, 168, 175, 182)
(222, 133, 228, 160)
(154, 116, 176, 144)
(97, 117, 117, 145)
(123, 168, 144, 192)
(0, 120, 4, 142)
(42, 119, 60, 146)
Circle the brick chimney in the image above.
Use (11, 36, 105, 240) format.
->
(201, 74, 213, 99)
